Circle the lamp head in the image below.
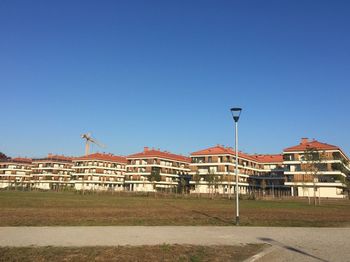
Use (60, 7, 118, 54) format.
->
(230, 107, 242, 122)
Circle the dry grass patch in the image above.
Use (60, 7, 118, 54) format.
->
(0, 244, 267, 262)
(0, 191, 350, 227)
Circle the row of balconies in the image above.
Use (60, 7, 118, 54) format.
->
(191, 156, 264, 169)
(0, 176, 70, 181)
(285, 163, 350, 173)
(1, 175, 346, 188)
(190, 162, 271, 173)
(32, 174, 70, 178)
(126, 166, 188, 175)
(73, 168, 123, 175)
(288, 173, 347, 183)
(283, 151, 347, 162)
(74, 176, 123, 182)
(73, 161, 125, 169)
(125, 175, 177, 182)
(35, 164, 71, 169)
(0, 163, 285, 176)
(194, 166, 265, 176)
(127, 159, 187, 168)
(0, 171, 29, 175)
(0, 165, 31, 170)
(31, 171, 70, 175)
(32, 177, 70, 181)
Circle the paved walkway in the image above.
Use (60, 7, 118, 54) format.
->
(0, 227, 349, 262)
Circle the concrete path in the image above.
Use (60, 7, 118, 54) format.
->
(0, 227, 349, 262)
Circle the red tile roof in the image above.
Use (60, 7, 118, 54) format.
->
(74, 153, 127, 163)
(127, 148, 190, 163)
(191, 145, 258, 162)
(7, 158, 32, 164)
(236, 152, 258, 162)
(191, 145, 232, 156)
(252, 154, 283, 163)
(284, 139, 339, 152)
(33, 154, 73, 162)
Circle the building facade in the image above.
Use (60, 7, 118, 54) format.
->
(189, 145, 265, 195)
(125, 147, 190, 192)
(31, 154, 73, 190)
(283, 138, 350, 198)
(72, 153, 127, 191)
(0, 158, 32, 189)
(248, 154, 289, 196)
(2, 138, 349, 197)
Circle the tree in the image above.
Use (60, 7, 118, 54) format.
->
(223, 174, 234, 199)
(222, 174, 229, 198)
(150, 167, 161, 191)
(345, 176, 350, 200)
(0, 152, 10, 189)
(251, 179, 257, 199)
(206, 171, 216, 199)
(192, 171, 201, 197)
(178, 175, 187, 195)
(344, 159, 350, 200)
(333, 159, 350, 199)
(213, 174, 223, 195)
(301, 147, 326, 205)
(261, 179, 266, 197)
(0, 152, 9, 160)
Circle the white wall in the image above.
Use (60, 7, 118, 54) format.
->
(191, 183, 247, 195)
(297, 186, 345, 198)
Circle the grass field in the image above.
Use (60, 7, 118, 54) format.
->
(0, 191, 349, 227)
(0, 244, 266, 262)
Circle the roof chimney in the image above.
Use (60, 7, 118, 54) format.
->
(144, 147, 149, 152)
(301, 138, 309, 145)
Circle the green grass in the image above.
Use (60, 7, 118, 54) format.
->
(0, 191, 349, 227)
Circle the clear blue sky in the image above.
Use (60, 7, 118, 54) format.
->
(1, 0, 349, 158)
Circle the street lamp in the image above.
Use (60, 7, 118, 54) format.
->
(230, 107, 242, 225)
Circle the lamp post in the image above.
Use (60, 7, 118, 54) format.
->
(230, 107, 242, 225)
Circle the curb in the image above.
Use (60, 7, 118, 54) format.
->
(243, 245, 276, 262)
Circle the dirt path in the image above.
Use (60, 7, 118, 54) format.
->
(0, 226, 349, 261)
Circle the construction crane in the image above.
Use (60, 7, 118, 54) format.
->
(81, 133, 106, 156)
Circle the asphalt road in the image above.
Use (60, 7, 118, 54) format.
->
(0, 226, 349, 262)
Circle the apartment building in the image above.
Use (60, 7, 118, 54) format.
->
(283, 138, 350, 198)
(0, 158, 32, 189)
(72, 153, 126, 191)
(31, 154, 73, 190)
(189, 145, 265, 195)
(249, 154, 287, 194)
(2, 137, 349, 197)
(125, 147, 191, 192)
